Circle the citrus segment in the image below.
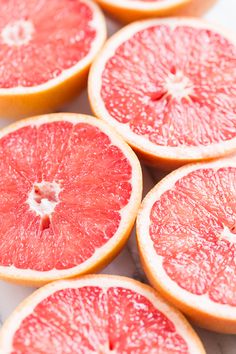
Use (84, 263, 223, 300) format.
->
(0, 275, 205, 353)
(0, 114, 142, 285)
(137, 159, 236, 333)
(0, 0, 106, 118)
(89, 18, 236, 169)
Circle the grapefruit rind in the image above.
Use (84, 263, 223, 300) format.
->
(0, 0, 106, 118)
(0, 114, 142, 286)
(0, 275, 206, 354)
(137, 158, 236, 333)
(97, 0, 194, 11)
(94, 0, 216, 23)
(89, 17, 236, 169)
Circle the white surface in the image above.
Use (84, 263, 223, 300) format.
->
(0, 1, 236, 353)
(205, 0, 235, 29)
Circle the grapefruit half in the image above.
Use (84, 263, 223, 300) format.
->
(0, 275, 205, 353)
(0, 0, 106, 118)
(94, 0, 216, 23)
(0, 113, 142, 286)
(137, 158, 236, 333)
(89, 18, 236, 170)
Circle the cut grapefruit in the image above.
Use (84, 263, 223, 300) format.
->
(94, 0, 216, 23)
(0, 0, 106, 118)
(0, 113, 142, 286)
(0, 275, 205, 353)
(89, 18, 236, 170)
(137, 158, 236, 333)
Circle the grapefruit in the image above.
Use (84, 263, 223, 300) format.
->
(94, 0, 216, 23)
(0, 275, 205, 353)
(89, 18, 236, 170)
(137, 158, 236, 333)
(0, 113, 142, 286)
(0, 0, 106, 118)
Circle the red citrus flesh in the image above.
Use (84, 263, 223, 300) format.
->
(0, 115, 140, 280)
(149, 166, 236, 306)
(12, 287, 187, 352)
(0, 0, 96, 88)
(100, 23, 236, 147)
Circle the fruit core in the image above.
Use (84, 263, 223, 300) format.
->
(165, 70, 193, 100)
(27, 181, 60, 230)
(221, 225, 236, 244)
(1, 19, 34, 46)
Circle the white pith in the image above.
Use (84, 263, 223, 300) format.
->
(97, 0, 190, 11)
(1, 19, 34, 46)
(0, 0, 106, 94)
(27, 181, 61, 217)
(137, 158, 236, 319)
(0, 275, 205, 354)
(0, 114, 142, 282)
(89, 17, 236, 161)
(220, 226, 236, 245)
(165, 70, 194, 99)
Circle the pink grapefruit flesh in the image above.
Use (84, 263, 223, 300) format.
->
(137, 159, 236, 332)
(0, 114, 142, 285)
(89, 18, 236, 167)
(0, 0, 97, 88)
(0, 275, 205, 353)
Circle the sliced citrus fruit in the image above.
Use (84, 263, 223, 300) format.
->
(0, 274, 205, 353)
(94, 0, 216, 23)
(0, 0, 106, 118)
(137, 158, 236, 333)
(89, 18, 236, 170)
(0, 113, 142, 286)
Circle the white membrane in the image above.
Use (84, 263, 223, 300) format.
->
(1, 20, 34, 46)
